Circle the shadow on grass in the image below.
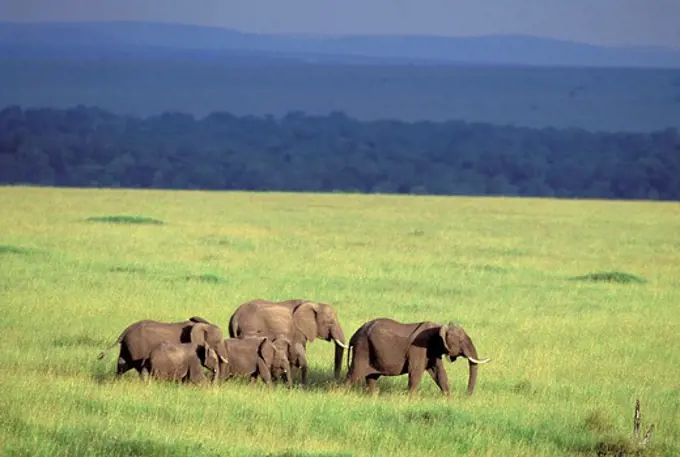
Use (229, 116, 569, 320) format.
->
(0, 244, 40, 256)
(85, 215, 165, 225)
(569, 271, 647, 284)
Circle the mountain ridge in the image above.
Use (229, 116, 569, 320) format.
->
(2, 20, 680, 67)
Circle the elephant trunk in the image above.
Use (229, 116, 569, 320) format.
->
(463, 337, 481, 395)
(212, 358, 220, 384)
(467, 361, 478, 395)
(331, 325, 346, 379)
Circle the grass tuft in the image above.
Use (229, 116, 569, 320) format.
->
(108, 265, 147, 274)
(594, 435, 658, 457)
(0, 244, 36, 255)
(570, 271, 647, 284)
(584, 409, 614, 433)
(52, 335, 102, 348)
(183, 273, 223, 284)
(86, 215, 165, 225)
(264, 452, 353, 457)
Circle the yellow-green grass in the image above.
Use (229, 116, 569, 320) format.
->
(1, 186, 678, 457)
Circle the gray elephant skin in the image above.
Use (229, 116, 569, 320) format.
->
(228, 299, 347, 382)
(345, 318, 490, 395)
(143, 341, 220, 384)
(210, 336, 292, 387)
(97, 317, 228, 376)
(272, 337, 307, 385)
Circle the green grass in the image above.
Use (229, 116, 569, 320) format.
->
(1, 186, 678, 457)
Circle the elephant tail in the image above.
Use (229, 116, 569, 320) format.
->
(96, 328, 126, 360)
(228, 312, 239, 338)
(346, 339, 353, 372)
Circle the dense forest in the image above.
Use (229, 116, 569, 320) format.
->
(0, 105, 678, 200)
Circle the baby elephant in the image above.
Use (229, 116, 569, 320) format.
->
(271, 337, 307, 385)
(142, 342, 221, 384)
(215, 336, 292, 387)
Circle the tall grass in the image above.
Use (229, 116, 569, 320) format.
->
(1, 186, 678, 456)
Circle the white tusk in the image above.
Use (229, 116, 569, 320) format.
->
(219, 355, 228, 364)
(334, 339, 348, 349)
(467, 356, 490, 364)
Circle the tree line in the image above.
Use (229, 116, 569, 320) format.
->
(0, 105, 678, 200)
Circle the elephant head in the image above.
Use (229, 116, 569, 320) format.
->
(190, 322, 228, 371)
(196, 344, 222, 383)
(272, 337, 306, 386)
(292, 301, 347, 378)
(259, 337, 291, 385)
(439, 323, 490, 394)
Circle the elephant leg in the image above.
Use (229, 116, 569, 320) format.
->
(366, 374, 380, 395)
(300, 365, 308, 385)
(139, 366, 150, 383)
(407, 367, 425, 394)
(188, 361, 206, 385)
(346, 346, 369, 386)
(426, 359, 450, 396)
(115, 345, 135, 376)
(288, 364, 299, 383)
(257, 360, 273, 388)
(117, 357, 136, 376)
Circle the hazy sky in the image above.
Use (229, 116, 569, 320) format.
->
(2, 0, 679, 48)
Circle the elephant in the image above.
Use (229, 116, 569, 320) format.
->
(272, 337, 307, 384)
(209, 336, 292, 387)
(345, 318, 490, 395)
(142, 342, 221, 384)
(228, 298, 347, 383)
(97, 317, 228, 377)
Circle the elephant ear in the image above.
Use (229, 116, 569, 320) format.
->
(292, 302, 319, 342)
(190, 323, 208, 345)
(258, 337, 274, 363)
(188, 316, 211, 324)
(439, 324, 452, 353)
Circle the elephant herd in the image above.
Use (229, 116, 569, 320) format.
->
(97, 298, 490, 395)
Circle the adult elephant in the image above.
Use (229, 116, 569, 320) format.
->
(97, 316, 228, 377)
(345, 318, 490, 395)
(228, 298, 347, 382)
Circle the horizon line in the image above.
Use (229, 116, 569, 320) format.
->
(2, 19, 679, 52)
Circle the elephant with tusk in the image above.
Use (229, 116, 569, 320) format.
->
(97, 317, 229, 378)
(228, 298, 347, 383)
(345, 318, 490, 395)
(142, 341, 222, 384)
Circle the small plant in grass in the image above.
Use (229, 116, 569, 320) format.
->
(86, 215, 165, 225)
(594, 399, 656, 457)
(571, 271, 647, 284)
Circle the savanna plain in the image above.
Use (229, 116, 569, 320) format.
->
(0, 186, 678, 457)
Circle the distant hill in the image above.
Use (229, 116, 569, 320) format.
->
(1, 20, 680, 68)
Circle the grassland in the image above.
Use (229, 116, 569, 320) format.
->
(0, 185, 678, 457)
(2, 60, 680, 131)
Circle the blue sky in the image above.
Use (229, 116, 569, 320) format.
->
(1, 0, 678, 48)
